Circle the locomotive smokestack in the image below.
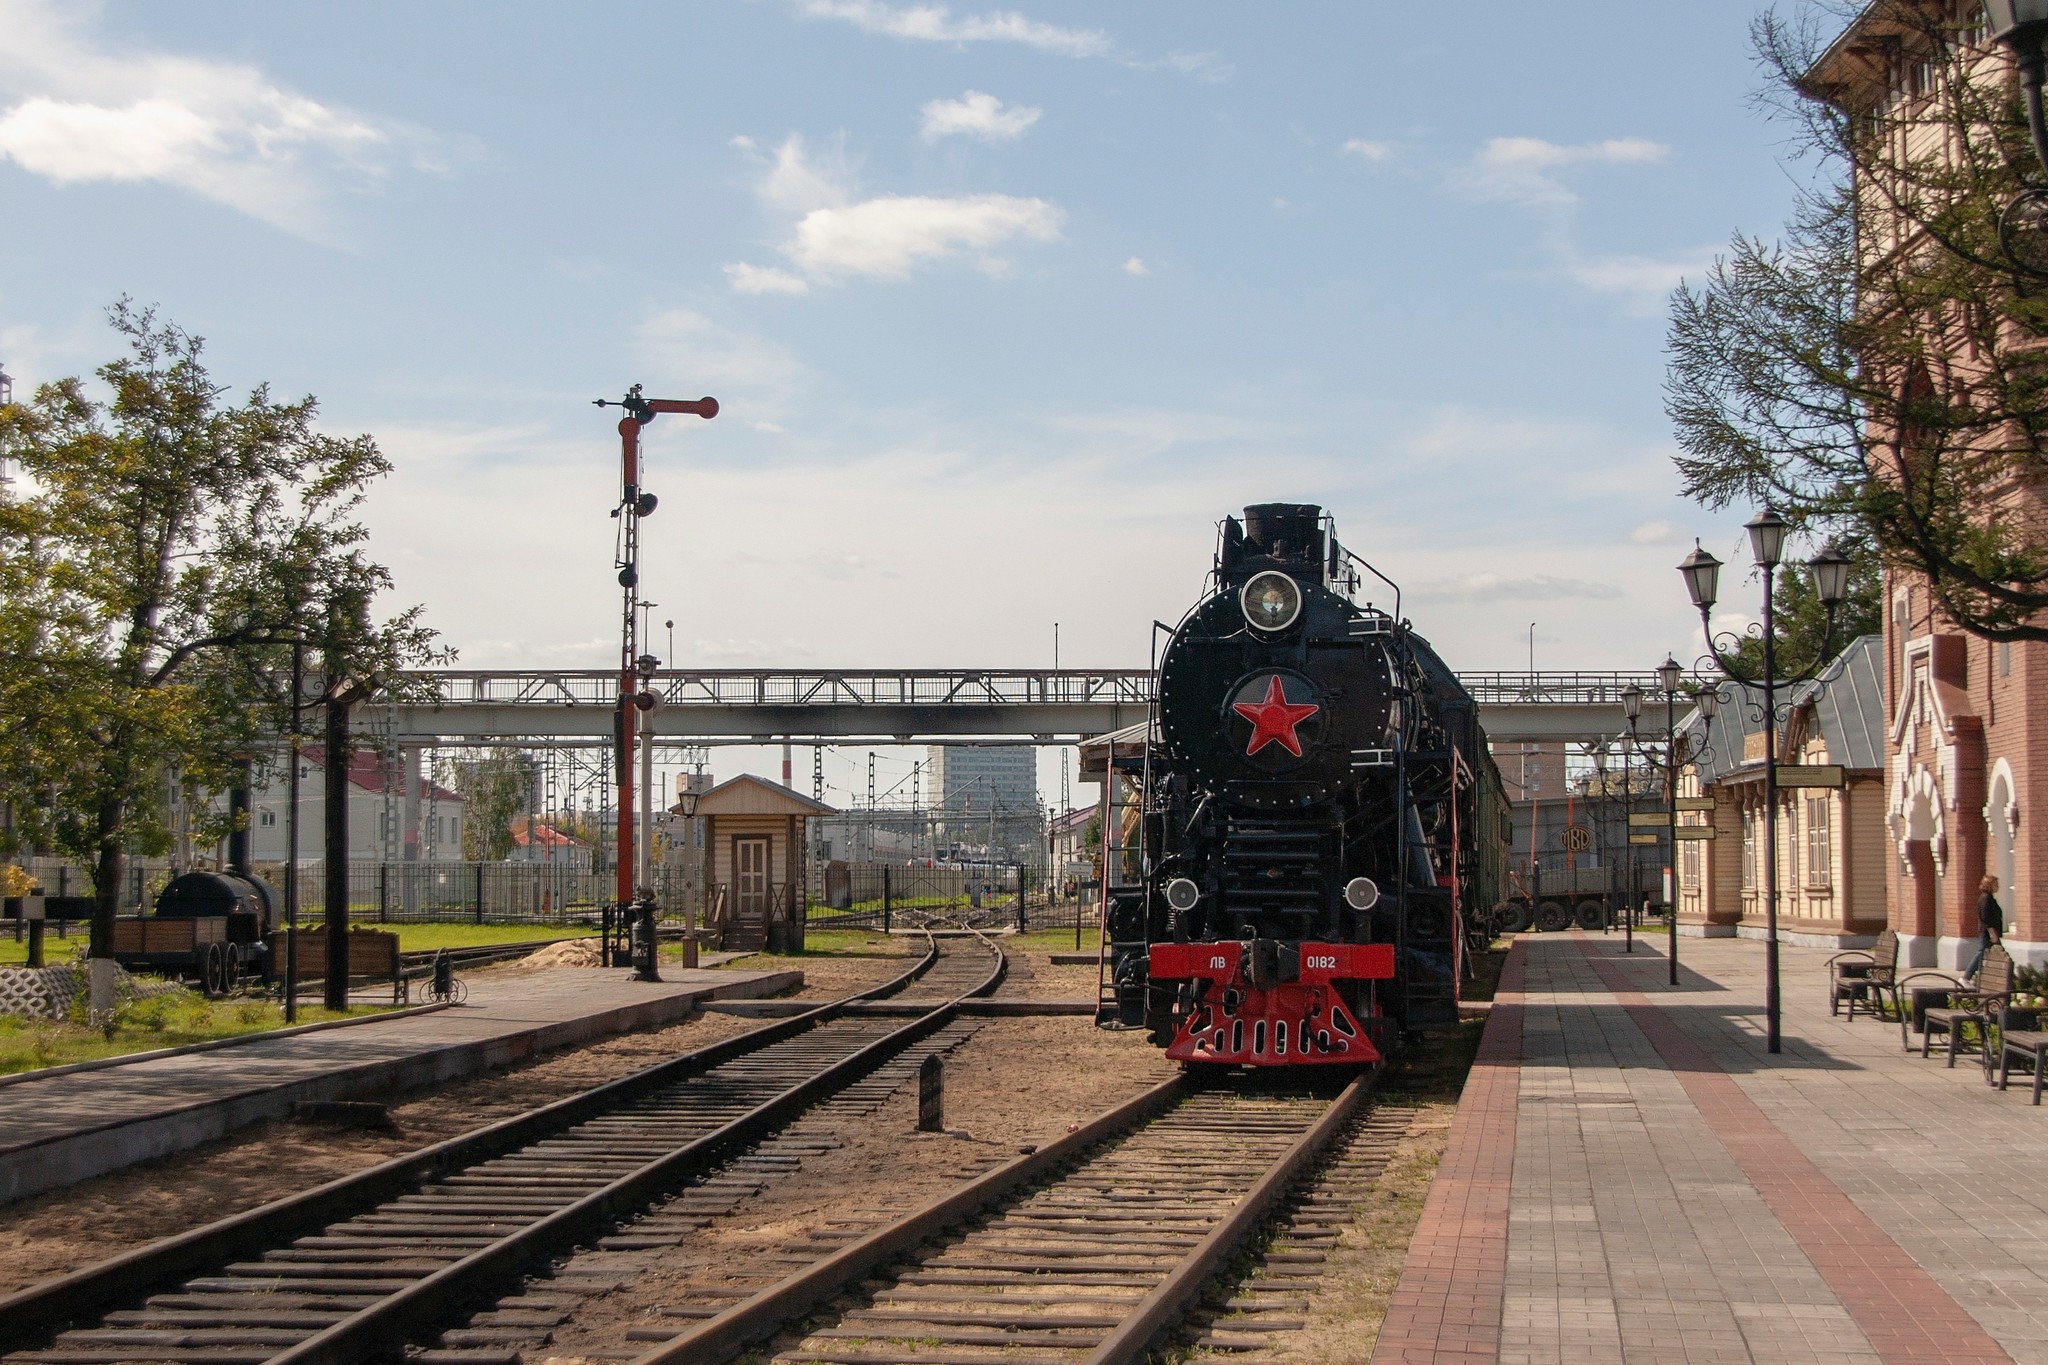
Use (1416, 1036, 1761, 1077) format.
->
(1241, 503, 1325, 569)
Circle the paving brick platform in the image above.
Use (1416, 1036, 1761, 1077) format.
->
(1375, 932, 2048, 1365)
(0, 963, 798, 1205)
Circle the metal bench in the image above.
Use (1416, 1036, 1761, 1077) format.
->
(1995, 976, 2048, 1103)
(1828, 929, 1896, 1018)
(1922, 946, 2023, 1071)
(1827, 928, 1963, 1047)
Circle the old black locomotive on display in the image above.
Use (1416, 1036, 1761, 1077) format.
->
(1099, 503, 1508, 1067)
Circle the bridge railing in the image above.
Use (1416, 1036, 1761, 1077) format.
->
(382, 667, 1656, 709)
(1454, 671, 1663, 705)
(382, 668, 1158, 708)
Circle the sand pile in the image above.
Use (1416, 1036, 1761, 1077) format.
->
(522, 938, 605, 969)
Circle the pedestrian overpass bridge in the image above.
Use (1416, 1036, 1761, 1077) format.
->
(357, 668, 1654, 748)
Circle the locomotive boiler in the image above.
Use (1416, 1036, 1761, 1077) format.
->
(1099, 502, 1507, 1066)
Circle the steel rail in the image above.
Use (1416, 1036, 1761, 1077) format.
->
(1083, 1070, 1371, 1364)
(265, 934, 1005, 1365)
(636, 1068, 1373, 1365)
(0, 933, 997, 1362)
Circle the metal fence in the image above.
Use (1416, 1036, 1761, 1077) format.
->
(10, 857, 616, 926)
(9, 854, 1100, 934)
(804, 862, 1099, 932)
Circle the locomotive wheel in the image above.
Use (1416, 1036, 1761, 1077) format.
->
(201, 942, 228, 997)
(223, 944, 243, 990)
(1574, 901, 1605, 931)
(1535, 901, 1571, 933)
(1502, 902, 1534, 934)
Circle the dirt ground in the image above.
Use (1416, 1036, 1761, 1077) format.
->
(533, 1010, 1178, 1362)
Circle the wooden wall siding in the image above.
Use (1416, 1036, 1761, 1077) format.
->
(708, 814, 802, 888)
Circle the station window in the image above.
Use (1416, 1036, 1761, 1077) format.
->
(1805, 798, 1831, 887)
(1742, 813, 1757, 890)
(259, 809, 276, 827)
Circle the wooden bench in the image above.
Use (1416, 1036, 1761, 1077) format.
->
(287, 928, 403, 1004)
(1922, 946, 2024, 1070)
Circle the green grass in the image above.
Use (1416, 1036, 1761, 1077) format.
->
(0, 991, 395, 1076)
(304, 922, 599, 953)
(0, 921, 596, 969)
(1008, 927, 1102, 953)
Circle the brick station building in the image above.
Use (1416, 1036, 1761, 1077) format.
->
(1809, 4, 2047, 967)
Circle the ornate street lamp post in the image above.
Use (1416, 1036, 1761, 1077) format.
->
(1622, 658, 1720, 982)
(1678, 512, 1852, 1053)
(1986, 2, 2048, 174)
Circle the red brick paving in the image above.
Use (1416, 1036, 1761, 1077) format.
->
(1370, 939, 1526, 1365)
(1578, 937, 2015, 1365)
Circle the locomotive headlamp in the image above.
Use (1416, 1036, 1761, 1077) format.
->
(1165, 877, 1201, 912)
(1343, 876, 1379, 911)
(1240, 571, 1303, 632)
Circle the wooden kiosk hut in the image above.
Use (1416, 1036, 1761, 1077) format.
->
(690, 775, 835, 953)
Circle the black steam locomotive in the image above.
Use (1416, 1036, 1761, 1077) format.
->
(1100, 503, 1508, 1066)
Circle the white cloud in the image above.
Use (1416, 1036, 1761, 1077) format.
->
(634, 309, 806, 403)
(0, 1, 436, 241)
(1557, 247, 1713, 315)
(919, 90, 1041, 143)
(1150, 51, 1232, 82)
(757, 132, 853, 214)
(1339, 138, 1393, 163)
(790, 193, 1063, 279)
(733, 134, 1063, 288)
(1419, 572, 1622, 603)
(725, 262, 811, 295)
(1460, 135, 1668, 209)
(795, 0, 1112, 58)
(1628, 520, 1687, 545)
(1121, 256, 1149, 276)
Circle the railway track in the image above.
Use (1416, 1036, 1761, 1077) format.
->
(0, 933, 1003, 1365)
(637, 1067, 1381, 1365)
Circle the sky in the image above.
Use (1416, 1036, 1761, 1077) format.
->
(0, 0, 1830, 815)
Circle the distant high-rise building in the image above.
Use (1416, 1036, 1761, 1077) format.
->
(927, 744, 1037, 855)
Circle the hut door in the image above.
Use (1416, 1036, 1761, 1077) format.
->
(735, 837, 771, 919)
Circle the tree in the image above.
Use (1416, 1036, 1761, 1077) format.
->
(452, 751, 532, 861)
(1666, 6, 2048, 644)
(0, 303, 442, 1015)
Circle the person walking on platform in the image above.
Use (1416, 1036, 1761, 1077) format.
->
(1966, 875, 2005, 982)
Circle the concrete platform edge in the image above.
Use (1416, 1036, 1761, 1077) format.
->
(0, 1000, 454, 1093)
(0, 969, 801, 1206)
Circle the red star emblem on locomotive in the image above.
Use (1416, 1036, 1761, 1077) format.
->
(1232, 675, 1319, 757)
